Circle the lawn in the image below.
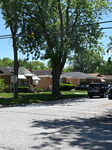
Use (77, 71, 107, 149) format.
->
(0, 90, 88, 106)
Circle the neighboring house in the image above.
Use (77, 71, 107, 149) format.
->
(0, 66, 40, 92)
(1, 67, 112, 92)
(33, 70, 100, 91)
(88, 73, 112, 83)
(61, 72, 99, 85)
(101, 75, 112, 83)
(87, 73, 104, 82)
(33, 70, 52, 91)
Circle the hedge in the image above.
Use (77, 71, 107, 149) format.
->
(60, 83, 75, 91)
(18, 86, 29, 93)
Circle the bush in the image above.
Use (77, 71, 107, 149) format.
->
(60, 83, 75, 91)
(34, 87, 44, 93)
(18, 86, 29, 93)
(0, 79, 8, 93)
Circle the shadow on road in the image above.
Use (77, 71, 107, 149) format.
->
(30, 113, 112, 150)
(34, 97, 88, 106)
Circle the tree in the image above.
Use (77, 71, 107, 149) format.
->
(107, 36, 112, 58)
(69, 49, 105, 73)
(18, 0, 111, 96)
(0, 57, 49, 70)
(0, 58, 14, 67)
(19, 59, 49, 70)
(99, 36, 112, 75)
(0, 0, 23, 99)
(97, 58, 112, 75)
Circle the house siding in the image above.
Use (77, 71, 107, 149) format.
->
(66, 78, 80, 86)
(38, 76, 51, 91)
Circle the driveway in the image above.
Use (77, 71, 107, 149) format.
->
(0, 97, 112, 150)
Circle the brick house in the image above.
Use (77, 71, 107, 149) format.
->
(61, 72, 100, 85)
(1, 67, 112, 92)
(33, 70, 100, 91)
(102, 75, 112, 83)
(0, 66, 40, 92)
(88, 73, 112, 83)
(33, 70, 52, 91)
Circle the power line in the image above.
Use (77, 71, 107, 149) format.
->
(0, 20, 112, 39)
(81, 20, 112, 26)
(101, 27, 112, 30)
(0, 34, 19, 39)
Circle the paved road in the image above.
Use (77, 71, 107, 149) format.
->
(0, 97, 112, 150)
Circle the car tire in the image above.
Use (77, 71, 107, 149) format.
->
(108, 95, 112, 99)
(88, 95, 93, 98)
(100, 93, 106, 98)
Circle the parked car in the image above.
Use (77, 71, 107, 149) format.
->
(75, 84, 89, 90)
(88, 83, 108, 98)
(108, 86, 112, 99)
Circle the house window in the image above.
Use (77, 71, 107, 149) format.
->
(81, 79, 87, 84)
(18, 79, 26, 87)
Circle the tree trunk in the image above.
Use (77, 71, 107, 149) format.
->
(52, 64, 61, 96)
(13, 37, 19, 100)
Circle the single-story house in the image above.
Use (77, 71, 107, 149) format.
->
(33, 70, 52, 91)
(99, 75, 112, 83)
(88, 73, 112, 83)
(61, 72, 100, 85)
(0, 66, 40, 92)
(1, 67, 112, 92)
(33, 70, 100, 91)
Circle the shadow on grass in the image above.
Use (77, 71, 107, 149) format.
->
(0, 92, 88, 106)
(30, 113, 112, 150)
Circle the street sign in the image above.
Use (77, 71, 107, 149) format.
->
(11, 75, 18, 83)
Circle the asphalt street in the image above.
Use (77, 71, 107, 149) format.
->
(0, 97, 112, 150)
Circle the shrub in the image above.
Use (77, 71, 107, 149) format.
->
(34, 87, 44, 92)
(60, 83, 75, 91)
(18, 86, 29, 93)
(0, 79, 8, 93)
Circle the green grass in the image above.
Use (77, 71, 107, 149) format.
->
(0, 90, 88, 106)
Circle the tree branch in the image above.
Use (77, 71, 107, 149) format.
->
(57, 0, 64, 45)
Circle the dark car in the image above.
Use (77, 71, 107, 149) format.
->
(88, 83, 108, 98)
(108, 86, 112, 99)
(75, 84, 89, 90)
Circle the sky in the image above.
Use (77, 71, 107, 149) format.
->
(0, 10, 27, 61)
(0, 6, 112, 62)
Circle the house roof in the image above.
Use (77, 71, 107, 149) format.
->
(33, 70, 99, 79)
(62, 72, 99, 79)
(101, 75, 112, 79)
(33, 70, 52, 76)
(0, 66, 34, 77)
(18, 67, 34, 76)
(0, 66, 13, 74)
(87, 73, 102, 77)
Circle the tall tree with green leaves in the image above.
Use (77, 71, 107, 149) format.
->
(18, 0, 112, 96)
(107, 36, 112, 59)
(19, 59, 49, 70)
(69, 49, 105, 73)
(97, 58, 112, 75)
(0, 58, 14, 67)
(0, 0, 23, 99)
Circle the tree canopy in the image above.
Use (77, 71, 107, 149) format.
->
(68, 49, 105, 73)
(0, 58, 49, 70)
